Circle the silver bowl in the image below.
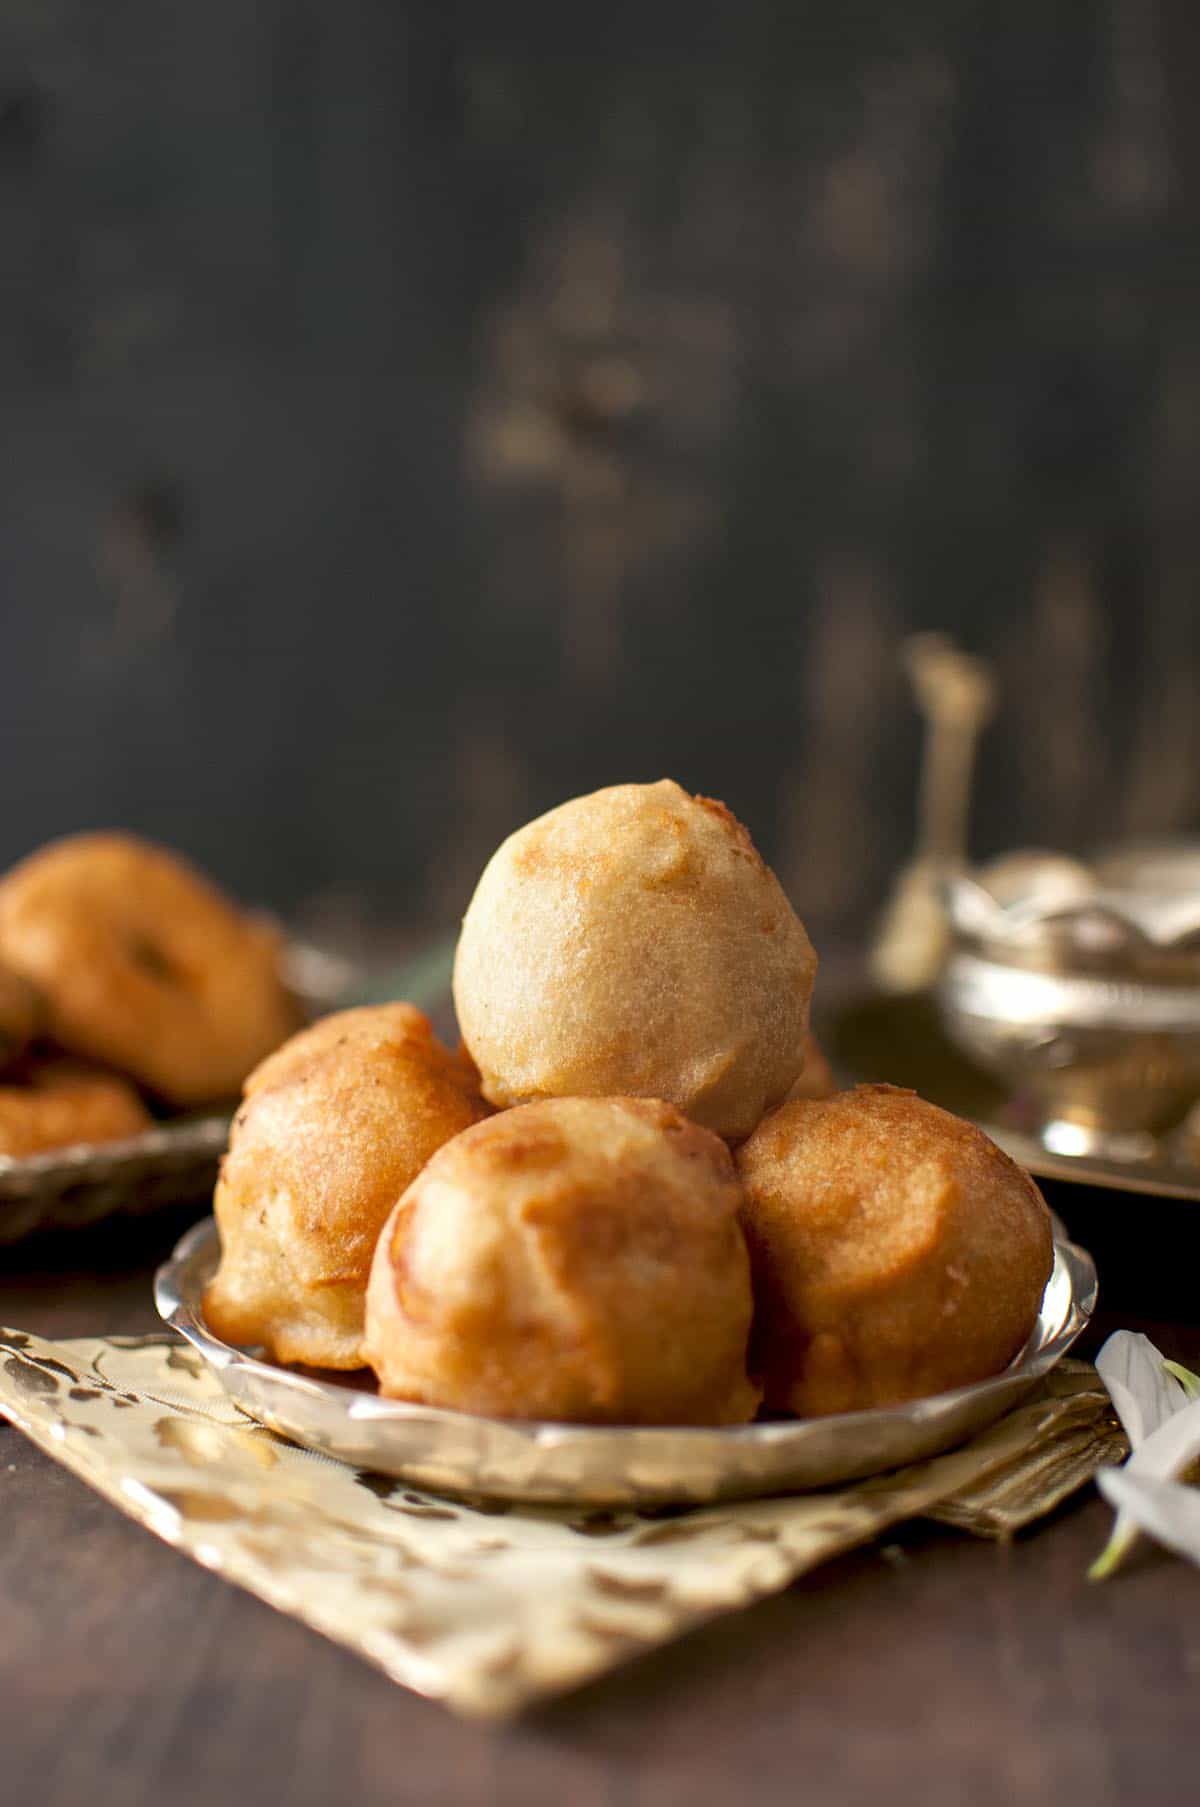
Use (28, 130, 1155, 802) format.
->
(939, 848, 1200, 1159)
(155, 1217, 1096, 1509)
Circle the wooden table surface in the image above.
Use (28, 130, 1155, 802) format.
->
(2, 1186, 1199, 1807)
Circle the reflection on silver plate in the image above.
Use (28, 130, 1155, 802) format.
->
(155, 1217, 1097, 1508)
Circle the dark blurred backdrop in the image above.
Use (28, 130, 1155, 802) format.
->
(3, 3, 1199, 948)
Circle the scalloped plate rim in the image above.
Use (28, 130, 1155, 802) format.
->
(153, 1217, 1097, 1505)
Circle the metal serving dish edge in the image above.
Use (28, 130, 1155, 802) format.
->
(155, 1217, 1097, 1508)
(0, 1116, 229, 1244)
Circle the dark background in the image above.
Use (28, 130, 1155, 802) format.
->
(4, 2, 1199, 950)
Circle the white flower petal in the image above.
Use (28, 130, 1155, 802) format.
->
(1090, 1342, 1200, 1580)
(1095, 1330, 1188, 1446)
(1123, 1393, 1200, 1482)
(1096, 1469, 1200, 1569)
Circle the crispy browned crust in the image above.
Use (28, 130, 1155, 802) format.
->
(736, 1084, 1054, 1416)
(364, 1095, 761, 1425)
(204, 1004, 490, 1370)
(0, 1057, 150, 1158)
(241, 1001, 440, 1096)
(453, 780, 817, 1140)
(0, 833, 300, 1106)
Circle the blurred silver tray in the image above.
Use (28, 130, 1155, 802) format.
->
(155, 1217, 1096, 1507)
(980, 1120, 1200, 1203)
(0, 939, 360, 1246)
(0, 1115, 229, 1246)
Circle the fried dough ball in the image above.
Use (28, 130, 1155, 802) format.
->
(204, 1005, 490, 1369)
(453, 781, 817, 1141)
(0, 962, 40, 1072)
(364, 1096, 760, 1425)
(0, 834, 300, 1107)
(736, 1085, 1054, 1417)
(238, 1002, 483, 1105)
(0, 1058, 150, 1159)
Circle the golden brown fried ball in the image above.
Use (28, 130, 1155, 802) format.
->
(453, 781, 817, 1141)
(736, 1085, 1054, 1417)
(0, 833, 300, 1106)
(204, 1004, 490, 1369)
(0, 1058, 150, 1159)
(364, 1096, 760, 1425)
(239, 1000, 480, 1101)
(0, 962, 40, 1072)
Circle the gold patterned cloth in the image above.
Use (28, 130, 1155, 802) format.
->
(0, 1330, 1123, 1717)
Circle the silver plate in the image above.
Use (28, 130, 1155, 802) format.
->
(154, 1217, 1097, 1507)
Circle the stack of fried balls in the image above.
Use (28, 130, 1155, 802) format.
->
(0, 833, 300, 1158)
(205, 779, 1054, 1425)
